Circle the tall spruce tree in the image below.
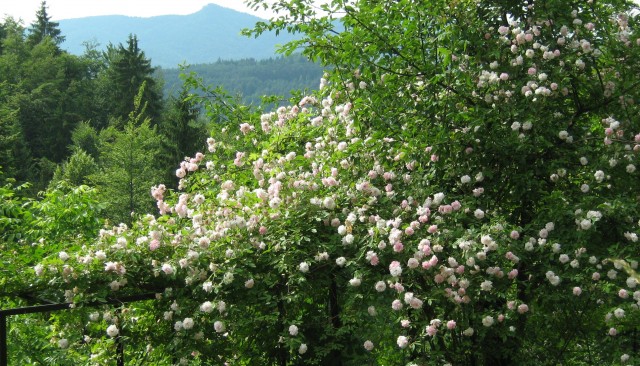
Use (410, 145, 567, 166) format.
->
(104, 34, 163, 126)
(91, 87, 163, 225)
(26, 1, 65, 47)
(159, 85, 207, 185)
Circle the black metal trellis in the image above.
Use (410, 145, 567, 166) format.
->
(0, 293, 157, 366)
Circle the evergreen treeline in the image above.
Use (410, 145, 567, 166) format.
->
(160, 55, 324, 105)
(0, 1, 321, 224)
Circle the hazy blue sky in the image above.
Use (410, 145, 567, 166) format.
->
(1, 0, 276, 24)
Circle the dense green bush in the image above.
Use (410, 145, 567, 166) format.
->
(3, 0, 640, 365)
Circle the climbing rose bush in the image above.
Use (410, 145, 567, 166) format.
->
(26, 0, 640, 364)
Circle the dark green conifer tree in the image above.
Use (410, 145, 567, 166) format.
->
(26, 1, 65, 47)
(104, 34, 163, 126)
(91, 87, 164, 225)
(159, 85, 207, 185)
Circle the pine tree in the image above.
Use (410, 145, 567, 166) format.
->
(159, 85, 207, 185)
(104, 34, 163, 125)
(91, 88, 163, 225)
(27, 1, 65, 47)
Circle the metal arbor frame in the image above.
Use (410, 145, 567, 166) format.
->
(0, 293, 156, 366)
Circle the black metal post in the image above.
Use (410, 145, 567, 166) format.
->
(115, 308, 124, 366)
(1, 314, 7, 366)
(116, 334, 124, 366)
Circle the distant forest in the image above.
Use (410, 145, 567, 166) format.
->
(159, 55, 325, 105)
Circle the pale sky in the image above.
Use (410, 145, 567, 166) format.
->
(1, 0, 277, 24)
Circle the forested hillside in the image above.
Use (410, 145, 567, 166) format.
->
(160, 55, 325, 104)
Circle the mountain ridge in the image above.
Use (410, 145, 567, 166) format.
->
(58, 4, 298, 68)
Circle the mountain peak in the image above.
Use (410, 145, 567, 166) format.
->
(199, 3, 233, 12)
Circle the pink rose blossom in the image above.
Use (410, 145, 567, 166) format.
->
(239, 123, 254, 135)
(389, 261, 402, 276)
(517, 304, 529, 314)
(364, 340, 374, 351)
(370, 255, 379, 266)
(426, 325, 437, 336)
(149, 239, 160, 251)
(392, 299, 403, 311)
(619, 289, 629, 298)
(397, 335, 409, 348)
(162, 263, 174, 275)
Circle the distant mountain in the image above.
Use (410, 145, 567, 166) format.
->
(58, 4, 300, 68)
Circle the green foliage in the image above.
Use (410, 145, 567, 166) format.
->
(0, 17, 28, 66)
(0, 177, 104, 301)
(91, 95, 164, 225)
(50, 148, 98, 187)
(0, 176, 31, 244)
(25, 181, 105, 245)
(0, 82, 31, 180)
(0, 20, 6, 55)
(70, 121, 100, 159)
